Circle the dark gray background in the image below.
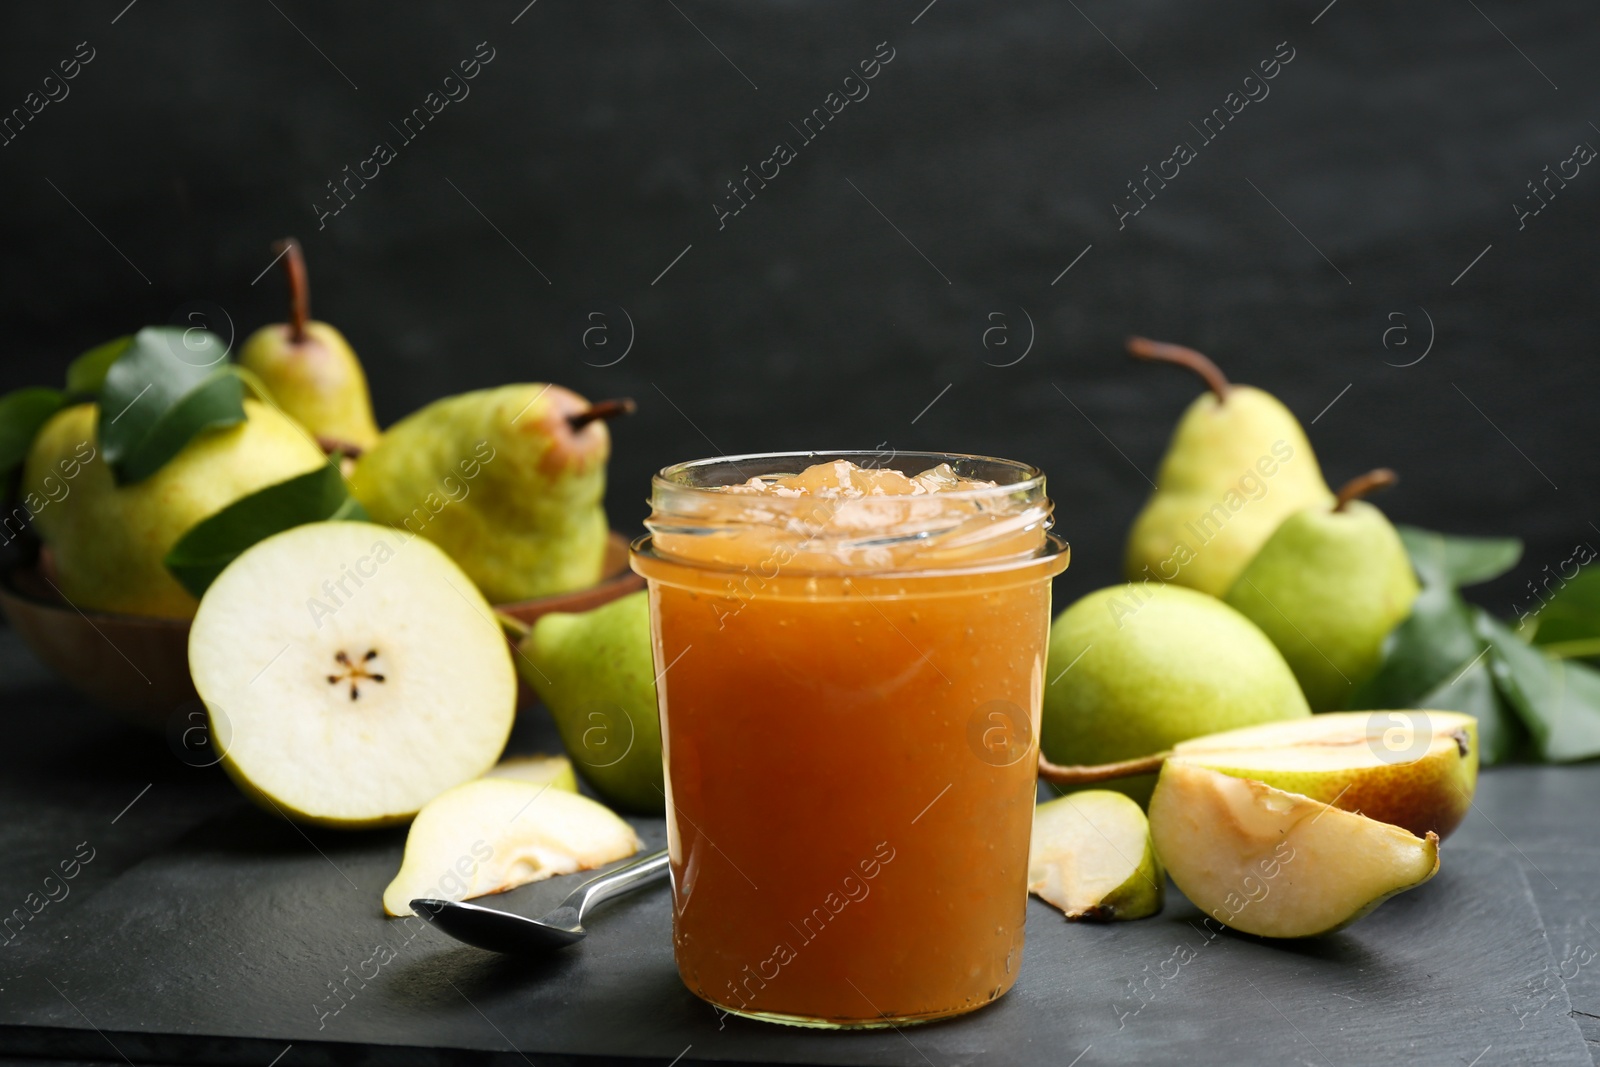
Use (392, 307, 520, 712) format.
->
(0, 1, 1593, 611)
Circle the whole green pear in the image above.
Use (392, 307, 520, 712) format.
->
(237, 239, 380, 452)
(1040, 582, 1311, 805)
(1123, 338, 1334, 597)
(519, 591, 664, 814)
(349, 385, 627, 603)
(23, 400, 327, 617)
(1225, 470, 1420, 711)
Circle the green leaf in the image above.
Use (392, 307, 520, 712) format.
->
(1348, 582, 1483, 708)
(115, 370, 245, 485)
(1478, 611, 1600, 763)
(164, 463, 366, 599)
(1411, 647, 1524, 766)
(66, 336, 132, 397)
(0, 387, 65, 481)
(1526, 563, 1600, 657)
(99, 327, 243, 484)
(1398, 525, 1523, 588)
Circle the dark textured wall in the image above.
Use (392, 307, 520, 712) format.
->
(1, 2, 1593, 614)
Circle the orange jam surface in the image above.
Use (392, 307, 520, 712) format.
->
(633, 458, 1066, 1026)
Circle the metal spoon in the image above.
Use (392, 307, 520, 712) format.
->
(412, 849, 670, 954)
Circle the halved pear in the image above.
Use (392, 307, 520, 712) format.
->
(188, 521, 517, 828)
(486, 754, 578, 792)
(1172, 710, 1477, 838)
(382, 777, 641, 916)
(1149, 760, 1439, 938)
(1029, 791, 1163, 921)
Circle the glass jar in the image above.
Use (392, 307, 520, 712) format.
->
(631, 451, 1068, 1028)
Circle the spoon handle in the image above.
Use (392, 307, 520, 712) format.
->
(560, 848, 671, 921)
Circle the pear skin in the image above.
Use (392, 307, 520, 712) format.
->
(237, 239, 380, 452)
(519, 591, 665, 814)
(1224, 471, 1420, 710)
(1123, 338, 1334, 597)
(349, 384, 615, 603)
(23, 401, 326, 618)
(1040, 583, 1310, 805)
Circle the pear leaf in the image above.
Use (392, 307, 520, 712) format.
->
(1525, 564, 1600, 659)
(1411, 631, 1525, 766)
(0, 387, 65, 481)
(99, 327, 244, 485)
(164, 463, 367, 598)
(114, 370, 246, 485)
(1348, 582, 1482, 709)
(1477, 611, 1600, 763)
(1398, 525, 1523, 589)
(65, 336, 133, 397)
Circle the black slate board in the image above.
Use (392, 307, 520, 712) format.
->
(0, 634, 1591, 1066)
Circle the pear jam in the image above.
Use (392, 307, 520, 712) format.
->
(632, 453, 1068, 1028)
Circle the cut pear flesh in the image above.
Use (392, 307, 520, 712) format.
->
(383, 777, 642, 916)
(189, 521, 517, 827)
(1030, 791, 1163, 921)
(1149, 760, 1439, 938)
(486, 754, 579, 793)
(1171, 710, 1477, 839)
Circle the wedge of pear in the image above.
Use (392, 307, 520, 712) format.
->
(1172, 710, 1476, 839)
(237, 238, 380, 453)
(1149, 760, 1439, 938)
(1225, 469, 1420, 710)
(486, 754, 579, 792)
(382, 777, 641, 916)
(1123, 338, 1334, 597)
(24, 400, 326, 618)
(1029, 791, 1163, 921)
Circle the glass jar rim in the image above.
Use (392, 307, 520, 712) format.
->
(650, 450, 1047, 502)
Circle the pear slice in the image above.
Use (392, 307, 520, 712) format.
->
(1172, 710, 1477, 839)
(188, 521, 517, 828)
(1149, 760, 1439, 938)
(486, 754, 579, 792)
(382, 777, 642, 916)
(1029, 791, 1163, 920)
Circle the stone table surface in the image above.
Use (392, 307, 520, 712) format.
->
(0, 630, 1596, 1067)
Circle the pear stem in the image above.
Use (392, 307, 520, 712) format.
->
(567, 397, 637, 432)
(494, 610, 532, 640)
(275, 237, 310, 344)
(1126, 337, 1232, 401)
(1037, 750, 1172, 786)
(1333, 468, 1397, 512)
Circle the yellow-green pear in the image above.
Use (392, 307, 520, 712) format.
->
(518, 591, 664, 814)
(1029, 791, 1163, 920)
(350, 385, 630, 603)
(1225, 469, 1420, 710)
(23, 400, 326, 618)
(237, 238, 380, 452)
(1040, 583, 1310, 804)
(1149, 760, 1439, 938)
(1123, 337, 1334, 597)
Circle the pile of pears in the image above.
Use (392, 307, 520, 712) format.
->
(1, 241, 662, 897)
(1034, 337, 1464, 938)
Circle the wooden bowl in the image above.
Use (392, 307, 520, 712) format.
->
(0, 531, 644, 731)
